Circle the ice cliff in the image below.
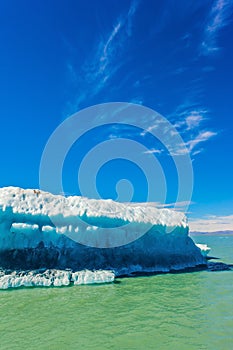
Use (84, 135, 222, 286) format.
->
(0, 187, 206, 275)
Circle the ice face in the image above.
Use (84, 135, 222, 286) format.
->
(0, 187, 206, 274)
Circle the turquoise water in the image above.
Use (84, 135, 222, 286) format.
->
(0, 235, 233, 350)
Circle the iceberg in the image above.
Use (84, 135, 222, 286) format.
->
(0, 187, 206, 276)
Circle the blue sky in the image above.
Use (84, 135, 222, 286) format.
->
(0, 0, 233, 230)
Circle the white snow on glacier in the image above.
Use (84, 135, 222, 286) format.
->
(0, 186, 187, 226)
(0, 186, 207, 278)
(0, 186, 189, 249)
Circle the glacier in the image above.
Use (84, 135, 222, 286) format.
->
(0, 187, 207, 282)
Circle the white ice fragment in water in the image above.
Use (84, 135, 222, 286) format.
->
(72, 270, 115, 285)
(195, 243, 211, 257)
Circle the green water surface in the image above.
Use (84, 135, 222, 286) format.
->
(0, 235, 233, 350)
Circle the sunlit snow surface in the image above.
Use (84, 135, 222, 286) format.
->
(0, 187, 207, 286)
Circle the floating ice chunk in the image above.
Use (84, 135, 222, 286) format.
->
(72, 270, 115, 285)
(195, 243, 211, 257)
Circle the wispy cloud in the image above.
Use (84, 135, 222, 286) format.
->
(166, 2, 231, 155)
(173, 110, 206, 130)
(126, 0, 140, 36)
(130, 97, 144, 105)
(67, 0, 140, 112)
(201, 0, 233, 55)
(65, 1, 219, 160)
(67, 62, 78, 83)
(139, 104, 216, 158)
(192, 149, 203, 156)
(186, 130, 217, 151)
(157, 200, 194, 210)
(171, 66, 188, 75)
(143, 148, 163, 155)
(88, 20, 123, 85)
(128, 200, 193, 211)
(168, 103, 217, 156)
(189, 214, 233, 232)
(185, 113, 204, 130)
(169, 145, 190, 157)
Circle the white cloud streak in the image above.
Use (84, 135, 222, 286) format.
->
(67, 0, 140, 111)
(189, 214, 233, 232)
(143, 148, 163, 155)
(126, 0, 140, 36)
(186, 113, 203, 130)
(174, 110, 206, 130)
(128, 200, 193, 211)
(186, 130, 217, 151)
(169, 103, 217, 157)
(201, 0, 233, 55)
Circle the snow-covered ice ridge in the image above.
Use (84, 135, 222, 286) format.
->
(0, 186, 187, 228)
(0, 187, 207, 275)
